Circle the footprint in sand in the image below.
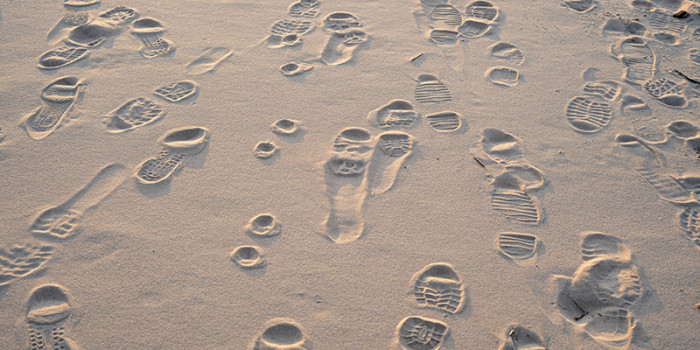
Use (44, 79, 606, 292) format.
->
(690, 49, 700, 65)
(426, 111, 462, 132)
(392, 316, 450, 350)
(582, 80, 622, 101)
(21, 76, 83, 140)
(65, 20, 120, 48)
(186, 47, 233, 75)
(280, 61, 313, 77)
(367, 131, 414, 195)
(498, 232, 539, 262)
(429, 29, 460, 44)
(490, 42, 525, 66)
(26, 284, 81, 350)
(245, 214, 282, 238)
(615, 134, 694, 204)
(490, 168, 543, 225)
(321, 28, 368, 66)
(553, 232, 642, 349)
(476, 128, 524, 165)
(621, 94, 666, 142)
(323, 12, 362, 32)
(271, 119, 301, 135)
(566, 96, 613, 133)
(37, 46, 90, 70)
(62, 0, 100, 26)
(135, 126, 210, 185)
(610, 36, 656, 85)
(288, 0, 320, 18)
(98, 5, 139, 25)
(647, 9, 689, 34)
(498, 324, 546, 350)
(247, 318, 310, 350)
(130, 18, 175, 58)
(254, 141, 278, 159)
(430, 4, 463, 26)
(643, 77, 687, 108)
(230, 245, 266, 269)
(630, 0, 655, 12)
(154, 81, 198, 103)
(563, 0, 596, 13)
(367, 100, 420, 129)
(680, 206, 700, 248)
(31, 164, 126, 239)
(414, 74, 452, 103)
(410, 262, 466, 315)
(602, 18, 647, 37)
(268, 19, 314, 48)
(0, 244, 54, 286)
(465, 1, 499, 22)
(323, 128, 373, 243)
(104, 97, 165, 133)
(487, 66, 520, 86)
(457, 19, 491, 38)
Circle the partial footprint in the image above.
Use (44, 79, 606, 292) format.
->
(621, 95, 665, 142)
(393, 316, 450, 350)
(320, 29, 368, 65)
(98, 5, 139, 25)
(31, 164, 126, 239)
(230, 245, 265, 269)
(691, 49, 700, 65)
(247, 318, 310, 350)
(26, 284, 80, 350)
(154, 81, 198, 103)
(630, 0, 655, 12)
(479, 128, 524, 165)
(323, 128, 372, 243)
(410, 262, 465, 314)
(581, 232, 632, 261)
(582, 80, 622, 101)
(130, 18, 175, 58)
(187, 47, 233, 75)
(104, 97, 165, 133)
(426, 111, 462, 132)
(566, 96, 613, 133)
(367, 100, 420, 129)
(430, 4, 462, 26)
(569, 257, 643, 311)
(563, 0, 596, 13)
(414, 74, 452, 103)
(65, 21, 119, 48)
(271, 119, 301, 135)
(602, 18, 647, 37)
(610, 36, 656, 85)
(648, 9, 688, 34)
(581, 306, 636, 349)
(615, 134, 693, 203)
(62, 1, 99, 26)
(653, 32, 679, 45)
(37, 47, 89, 70)
(490, 42, 524, 66)
(367, 131, 414, 194)
(498, 324, 546, 350)
(280, 61, 313, 76)
(21, 76, 83, 140)
(680, 206, 700, 248)
(429, 29, 459, 44)
(135, 126, 210, 185)
(498, 232, 538, 261)
(464, 1, 499, 22)
(487, 66, 519, 86)
(245, 214, 281, 237)
(643, 77, 687, 108)
(457, 19, 490, 38)
(491, 171, 542, 225)
(268, 19, 314, 48)
(0, 244, 54, 286)
(254, 141, 278, 159)
(288, 0, 320, 18)
(323, 12, 362, 32)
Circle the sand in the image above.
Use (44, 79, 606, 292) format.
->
(0, 0, 699, 349)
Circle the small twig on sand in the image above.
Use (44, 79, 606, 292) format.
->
(673, 70, 700, 85)
(473, 157, 486, 168)
(410, 53, 424, 62)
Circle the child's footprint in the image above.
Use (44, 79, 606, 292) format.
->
(135, 126, 210, 185)
(26, 284, 80, 350)
(31, 163, 126, 239)
(323, 128, 373, 243)
(186, 47, 233, 75)
(0, 244, 54, 286)
(410, 262, 466, 314)
(37, 47, 89, 70)
(498, 324, 546, 350)
(367, 100, 420, 129)
(392, 316, 450, 350)
(247, 318, 310, 350)
(367, 131, 414, 195)
(21, 76, 83, 140)
(104, 97, 165, 133)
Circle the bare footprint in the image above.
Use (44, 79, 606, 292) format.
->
(245, 214, 281, 237)
(104, 98, 164, 133)
(254, 141, 278, 159)
(271, 119, 301, 135)
(0, 244, 54, 286)
(320, 28, 368, 65)
(26, 284, 81, 350)
(21, 76, 83, 140)
(130, 18, 175, 58)
(414, 74, 452, 103)
(610, 36, 656, 85)
(367, 131, 414, 194)
(154, 81, 198, 103)
(247, 318, 310, 350)
(392, 316, 450, 350)
(615, 134, 693, 203)
(230, 245, 266, 269)
(135, 126, 210, 185)
(410, 262, 466, 314)
(367, 100, 420, 129)
(323, 128, 373, 243)
(186, 47, 233, 75)
(498, 324, 546, 350)
(37, 46, 90, 70)
(31, 164, 126, 239)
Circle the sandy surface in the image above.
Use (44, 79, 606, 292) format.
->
(1, 0, 699, 349)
